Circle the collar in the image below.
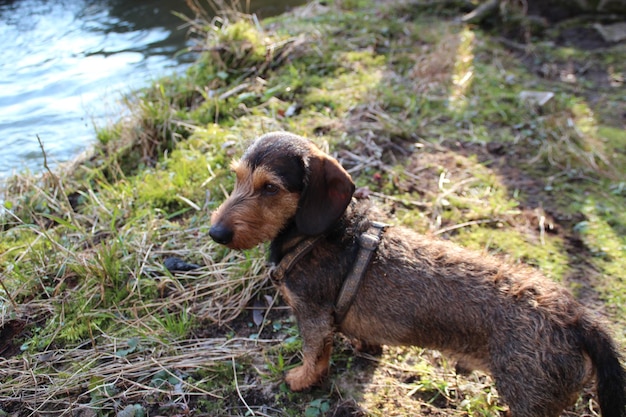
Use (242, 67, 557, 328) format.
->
(268, 234, 326, 282)
(269, 201, 356, 281)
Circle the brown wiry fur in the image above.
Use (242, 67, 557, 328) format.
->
(211, 160, 300, 250)
(209, 132, 626, 417)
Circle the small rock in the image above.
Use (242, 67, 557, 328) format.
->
(163, 257, 200, 272)
(519, 91, 554, 107)
(594, 22, 626, 43)
(486, 142, 505, 155)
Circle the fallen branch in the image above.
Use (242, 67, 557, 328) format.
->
(461, 0, 499, 23)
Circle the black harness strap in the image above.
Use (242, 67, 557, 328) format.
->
(268, 221, 387, 326)
(333, 221, 386, 324)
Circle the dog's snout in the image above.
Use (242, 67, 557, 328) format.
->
(209, 224, 234, 245)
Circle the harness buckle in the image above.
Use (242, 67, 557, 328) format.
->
(358, 233, 380, 251)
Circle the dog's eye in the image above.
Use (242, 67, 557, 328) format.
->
(262, 183, 279, 195)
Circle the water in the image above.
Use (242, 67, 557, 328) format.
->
(0, 0, 304, 179)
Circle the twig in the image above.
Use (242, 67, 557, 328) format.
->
(461, 0, 499, 23)
(232, 357, 255, 416)
(37, 134, 53, 177)
(434, 219, 500, 235)
(176, 195, 201, 210)
(0, 273, 18, 310)
(368, 191, 431, 209)
(254, 291, 279, 344)
(219, 82, 250, 100)
(36, 135, 76, 223)
(538, 214, 546, 246)
(150, 357, 223, 399)
(36, 134, 66, 199)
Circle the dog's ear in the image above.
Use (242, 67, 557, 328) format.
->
(296, 153, 355, 235)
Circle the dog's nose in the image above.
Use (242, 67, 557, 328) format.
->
(209, 224, 234, 245)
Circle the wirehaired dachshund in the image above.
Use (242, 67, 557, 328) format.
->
(209, 131, 626, 417)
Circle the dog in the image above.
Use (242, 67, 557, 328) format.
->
(209, 131, 626, 417)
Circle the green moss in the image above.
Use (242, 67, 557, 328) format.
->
(220, 20, 267, 59)
(135, 152, 211, 214)
(337, 0, 372, 10)
(294, 48, 384, 116)
(599, 125, 626, 145)
(598, 126, 626, 171)
(443, 170, 521, 221)
(96, 123, 124, 145)
(573, 195, 626, 321)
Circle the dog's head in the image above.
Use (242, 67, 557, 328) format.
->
(209, 132, 355, 249)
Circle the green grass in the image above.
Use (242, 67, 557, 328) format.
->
(1, 0, 625, 415)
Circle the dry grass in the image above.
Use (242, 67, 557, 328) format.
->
(183, 0, 308, 77)
(0, 211, 275, 413)
(0, 151, 274, 414)
(0, 336, 276, 414)
(151, 256, 269, 325)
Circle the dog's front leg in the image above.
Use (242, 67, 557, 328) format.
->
(285, 315, 334, 391)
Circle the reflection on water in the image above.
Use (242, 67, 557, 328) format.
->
(0, 0, 303, 178)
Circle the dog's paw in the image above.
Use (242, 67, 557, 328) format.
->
(285, 366, 318, 391)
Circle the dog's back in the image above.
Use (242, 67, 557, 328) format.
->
(334, 202, 625, 417)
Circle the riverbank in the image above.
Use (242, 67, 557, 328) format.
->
(1, 0, 625, 415)
(0, 0, 197, 178)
